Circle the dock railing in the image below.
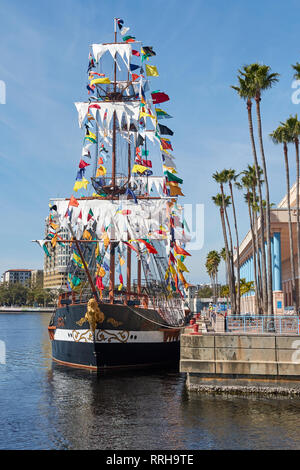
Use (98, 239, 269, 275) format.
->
(223, 315, 300, 335)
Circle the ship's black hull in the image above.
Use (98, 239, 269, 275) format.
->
(49, 302, 180, 371)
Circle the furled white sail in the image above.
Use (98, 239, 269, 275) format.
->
(50, 198, 182, 244)
(91, 43, 132, 70)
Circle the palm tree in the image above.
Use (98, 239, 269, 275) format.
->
(212, 193, 236, 314)
(270, 125, 297, 313)
(292, 63, 300, 81)
(241, 164, 264, 313)
(249, 64, 279, 316)
(213, 171, 237, 313)
(281, 114, 300, 303)
(205, 250, 221, 301)
(231, 68, 269, 314)
(240, 278, 255, 296)
(237, 174, 260, 315)
(223, 169, 241, 314)
(220, 247, 228, 284)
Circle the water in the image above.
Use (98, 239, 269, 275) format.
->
(0, 313, 300, 450)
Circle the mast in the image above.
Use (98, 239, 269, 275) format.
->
(109, 18, 118, 303)
(126, 139, 131, 302)
(111, 18, 117, 189)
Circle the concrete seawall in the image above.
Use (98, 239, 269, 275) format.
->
(180, 333, 300, 395)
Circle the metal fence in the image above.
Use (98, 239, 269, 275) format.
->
(225, 315, 300, 335)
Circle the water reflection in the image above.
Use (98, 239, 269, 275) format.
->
(0, 313, 300, 450)
(44, 365, 186, 450)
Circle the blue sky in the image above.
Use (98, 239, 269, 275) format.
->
(0, 0, 300, 284)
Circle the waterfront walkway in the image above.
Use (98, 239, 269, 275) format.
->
(186, 312, 300, 336)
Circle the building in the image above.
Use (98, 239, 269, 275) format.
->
(235, 179, 300, 314)
(2, 269, 32, 285)
(43, 225, 71, 290)
(31, 269, 43, 286)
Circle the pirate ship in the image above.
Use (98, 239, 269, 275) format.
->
(37, 19, 192, 370)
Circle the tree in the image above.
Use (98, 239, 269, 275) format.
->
(220, 247, 228, 285)
(236, 173, 260, 315)
(223, 169, 241, 314)
(231, 67, 269, 314)
(213, 171, 236, 313)
(240, 278, 255, 296)
(292, 63, 300, 80)
(205, 250, 221, 301)
(212, 193, 236, 313)
(270, 124, 297, 313)
(197, 285, 213, 298)
(244, 64, 279, 315)
(281, 114, 300, 298)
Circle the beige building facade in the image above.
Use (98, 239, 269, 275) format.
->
(236, 180, 300, 314)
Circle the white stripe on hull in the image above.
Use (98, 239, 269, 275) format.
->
(53, 328, 179, 344)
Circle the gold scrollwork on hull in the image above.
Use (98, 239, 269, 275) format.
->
(107, 317, 123, 327)
(72, 329, 93, 343)
(95, 330, 130, 344)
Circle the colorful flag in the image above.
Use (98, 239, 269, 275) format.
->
(141, 46, 156, 62)
(145, 64, 159, 77)
(76, 168, 85, 180)
(123, 35, 136, 43)
(87, 209, 94, 221)
(158, 123, 173, 136)
(174, 244, 191, 256)
(162, 153, 176, 168)
(164, 170, 182, 184)
(132, 49, 140, 56)
(88, 103, 101, 110)
(125, 188, 137, 204)
(130, 64, 140, 72)
(68, 273, 81, 290)
(69, 195, 79, 207)
(166, 182, 184, 197)
(160, 138, 173, 151)
(116, 18, 124, 29)
(72, 250, 84, 269)
(87, 53, 95, 72)
(142, 159, 152, 168)
(136, 239, 158, 254)
(120, 26, 130, 36)
(151, 91, 169, 104)
(96, 276, 104, 291)
(96, 165, 107, 177)
(79, 159, 90, 169)
(90, 77, 111, 85)
(82, 229, 92, 240)
(84, 131, 97, 144)
(156, 108, 172, 119)
(132, 164, 148, 174)
(177, 259, 189, 273)
(87, 84, 95, 94)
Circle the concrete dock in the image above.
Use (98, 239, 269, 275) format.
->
(180, 314, 300, 395)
